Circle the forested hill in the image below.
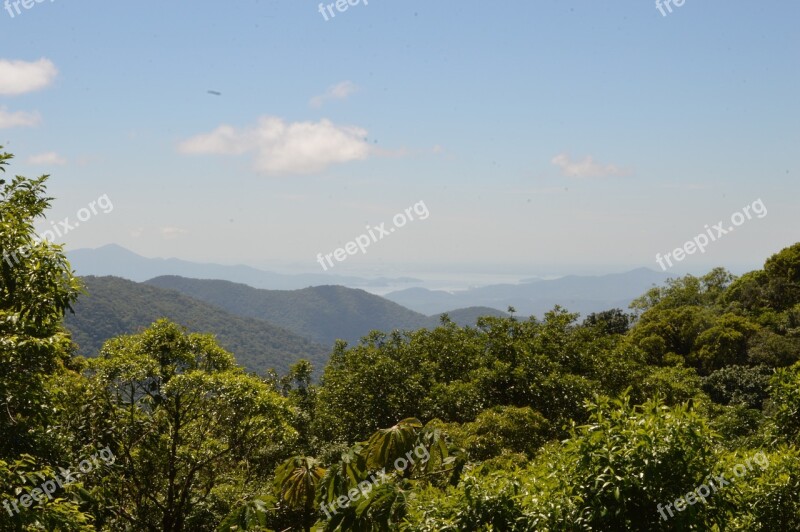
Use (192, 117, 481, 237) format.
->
(145, 275, 439, 346)
(65, 276, 329, 375)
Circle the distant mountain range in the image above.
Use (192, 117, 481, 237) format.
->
(65, 245, 669, 358)
(67, 244, 420, 290)
(65, 275, 509, 378)
(65, 276, 329, 376)
(384, 268, 669, 316)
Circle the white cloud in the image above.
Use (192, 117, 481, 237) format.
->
(0, 58, 58, 96)
(551, 153, 628, 178)
(309, 81, 359, 108)
(160, 227, 188, 240)
(178, 116, 371, 175)
(27, 152, 67, 166)
(0, 106, 41, 128)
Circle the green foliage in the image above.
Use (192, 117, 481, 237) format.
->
(84, 319, 298, 530)
(762, 243, 800, 310)
(523, 395, 727, 530)
(724, 270, 770, 313)
(313, 419, 458, 531)
(583, 308, 632, 335)
(702, 365, 772, 409)
(723, 243, 800, 314)
(447, 406, 550, 461)
(0, 455, 94, 531)
(363, 418, 423, 472)
(0, 151, 83, 460)
(403, 395, 731, 531)
(275, 456, 325, 509)
(0, 149, 96, 529)
(403, 464, 529, 531)
(708, 404, 766, 449)
(690, 314, 760, 373)
(217, 497, 273, 531)
(630, 268, 733, 315)
(631, 365, 704, 406)
(272, 456, 325, 530)
(727, 447, 800, 530)
(767, 360, 800, 443)
(314, 309, 637, 445)
(747, 327, 800, 367)
(629, 305, 714, 365)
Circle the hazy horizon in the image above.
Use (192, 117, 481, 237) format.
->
(65, 242, 767, 292)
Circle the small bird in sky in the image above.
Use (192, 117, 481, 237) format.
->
(207, 90, 222, 96)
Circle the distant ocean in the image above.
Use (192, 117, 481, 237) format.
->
(346, 271, 560, 296)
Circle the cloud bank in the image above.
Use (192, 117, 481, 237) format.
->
(179, 116, 371, 175)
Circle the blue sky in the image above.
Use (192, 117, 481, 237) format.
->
(1, 0, 797, 278)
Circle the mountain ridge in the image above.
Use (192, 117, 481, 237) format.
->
(145, 275, 439, 347)
(65, 276, 330, 376)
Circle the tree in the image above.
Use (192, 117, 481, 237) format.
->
(690, 314, 760, 374)
(278, 360, 318, 454)
(763, 243, 800, 310)
(723, 244, 800, 314)
(0, 147, 92, 529)
(85, 319, 298, 531)
(629, 306, 714, 365)
(630, 270, 732, 315)
(583, 309, 632, 335)
(0, 148, 82, 459)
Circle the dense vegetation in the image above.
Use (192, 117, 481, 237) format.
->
(2, 149, 800, 530)
(64, 276, 329, 376)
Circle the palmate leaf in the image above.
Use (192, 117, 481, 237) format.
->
(274, 456, 325, 510)
(320, 443, 366, 507)
(413, 426, 451, 474)
(362, 418, 422, 471)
